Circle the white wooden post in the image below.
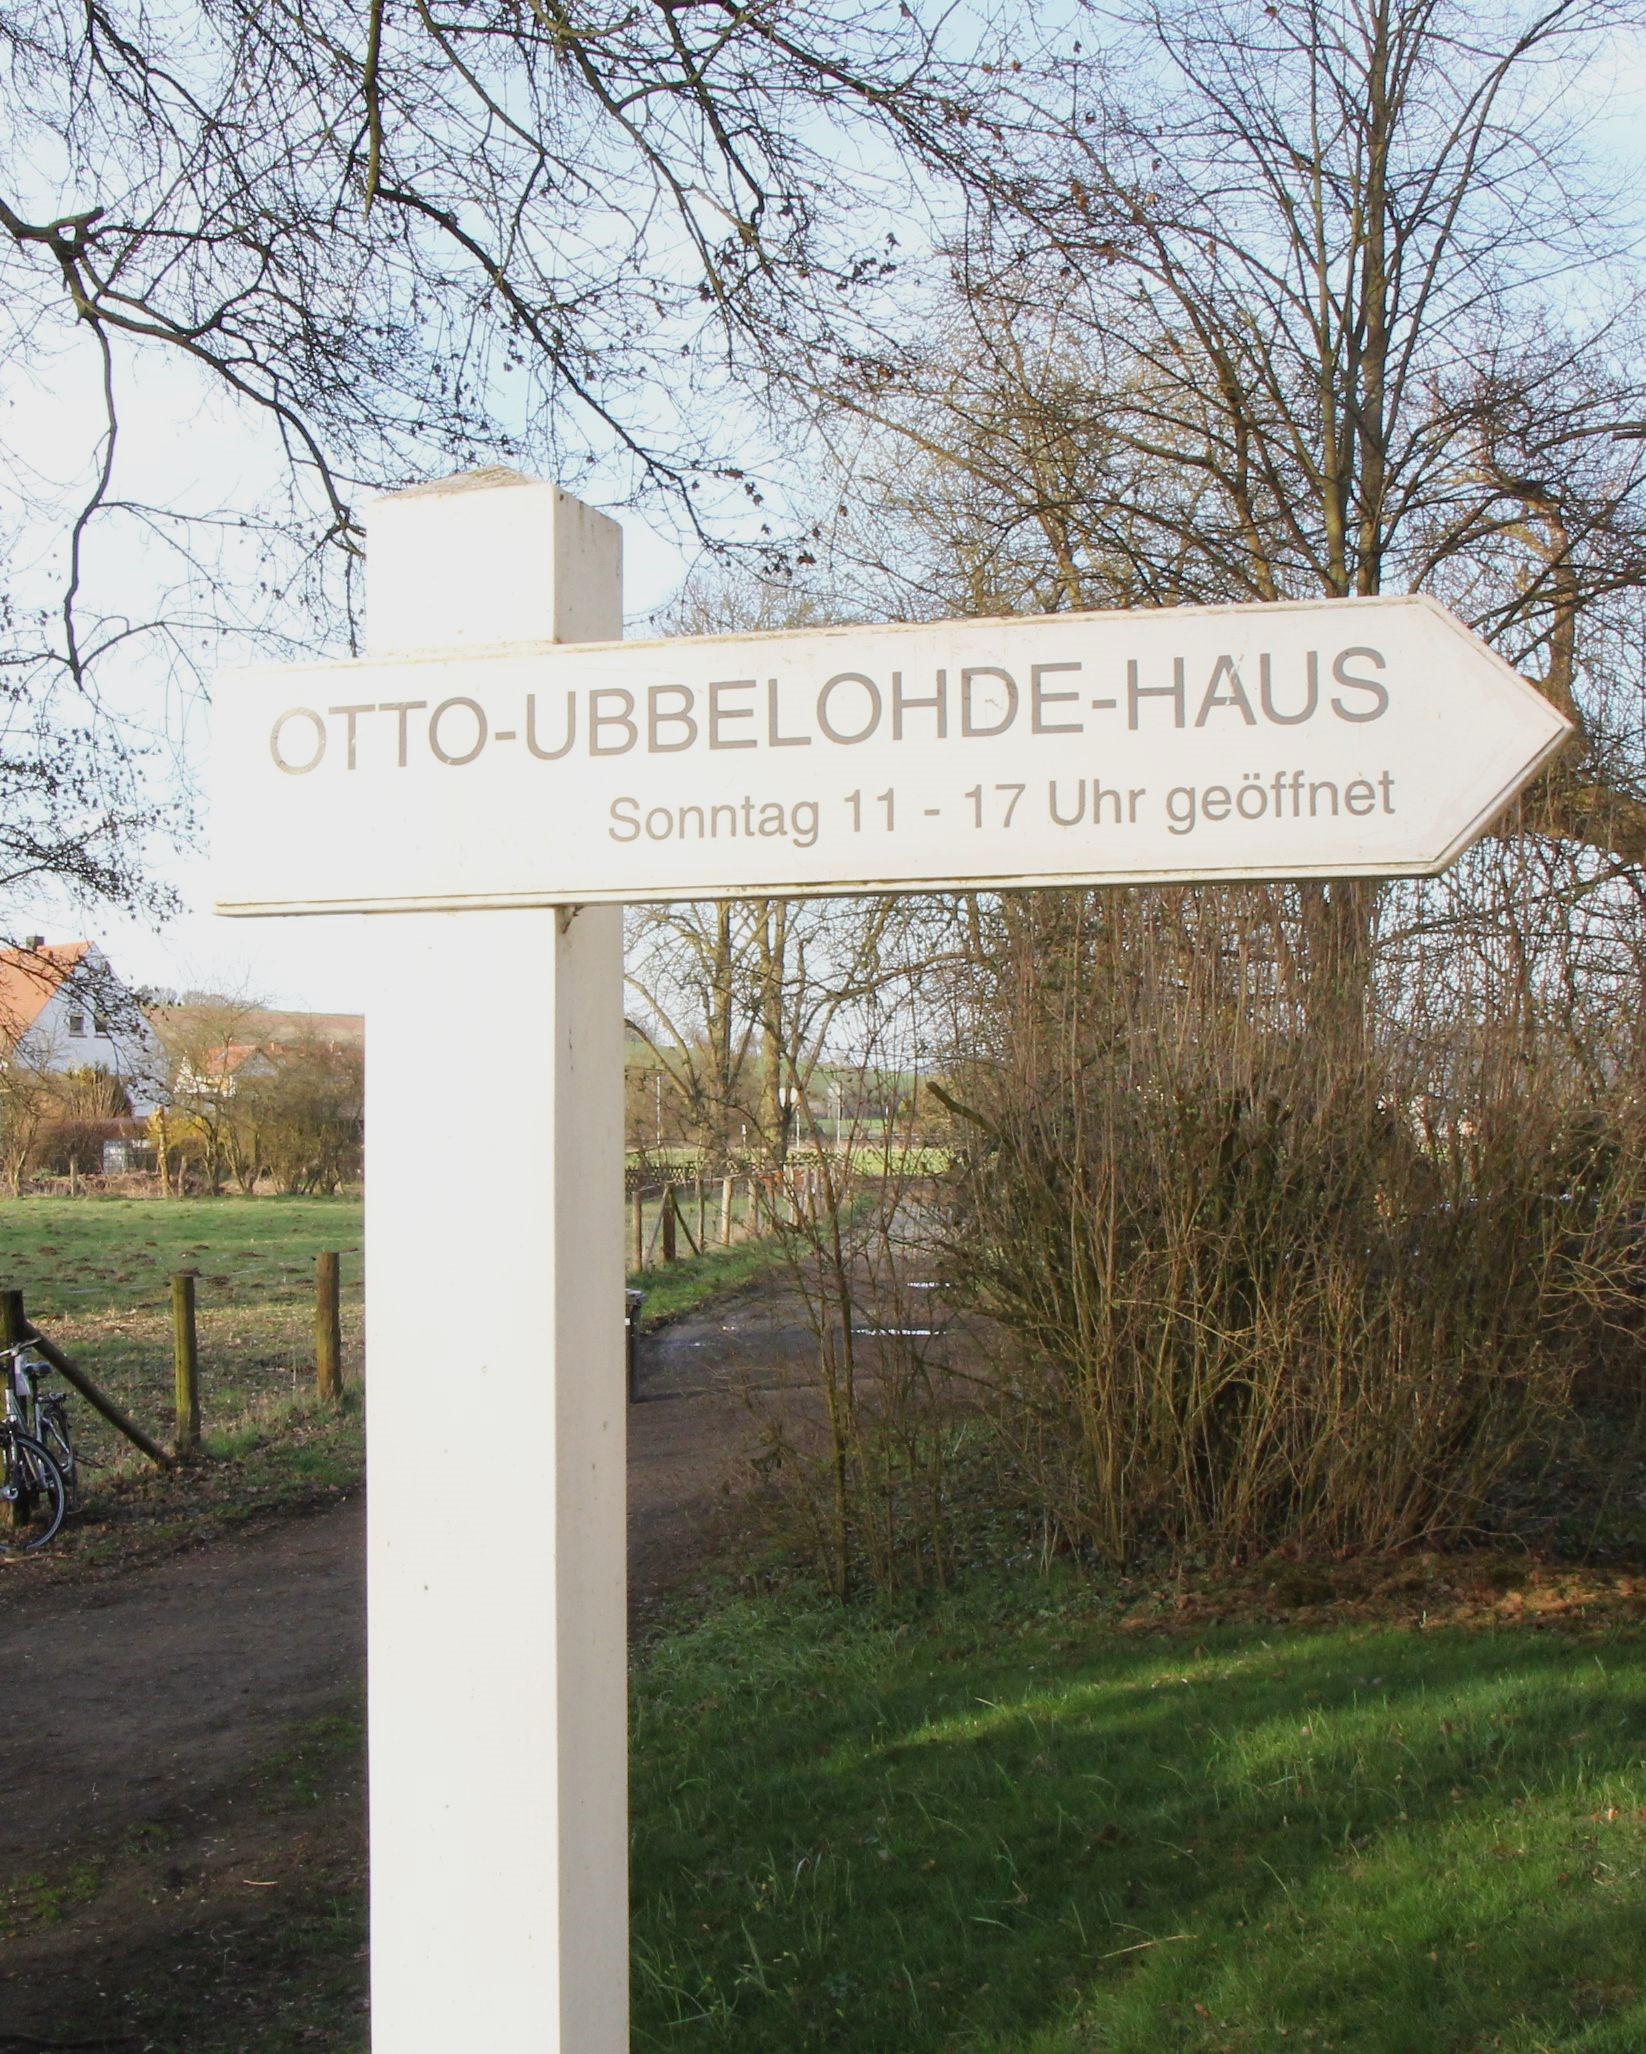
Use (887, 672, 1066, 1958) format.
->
(362, 474, 627, 2051)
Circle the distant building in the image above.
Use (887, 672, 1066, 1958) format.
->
(0, 939, 164, 1116)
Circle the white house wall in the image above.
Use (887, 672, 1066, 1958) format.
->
(19, 948, 165, 1117)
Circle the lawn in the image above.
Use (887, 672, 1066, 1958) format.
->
(0, 1194, 364, 1477)
(626, 1178, 856, 1325)
(9, 1554, 1641, 2051)
(0, 1186, 796, 1551)
(632, 1572, 1646, 2052)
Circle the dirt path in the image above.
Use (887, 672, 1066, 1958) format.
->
(626, 1275, 821, 1630)
(5, 1501, 364, 1861)
(0, 1276, 824, 2050)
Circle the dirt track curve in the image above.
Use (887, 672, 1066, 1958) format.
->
(4, 1276, 822, 1870)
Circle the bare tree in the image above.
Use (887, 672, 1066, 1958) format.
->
(149, 987, 269, 1194)
(847, 1, 1646, 617)
(719, 1, 1646, 1573)
(0, 0, 1072, 924)
(627, 891, 937, 1167)
(626, 565, 969, 1164)
(813, 0, 1646, 1057)
(0, 1056, 55, 1194)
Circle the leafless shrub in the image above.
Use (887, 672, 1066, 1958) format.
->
(932, 885, 1646, 1569)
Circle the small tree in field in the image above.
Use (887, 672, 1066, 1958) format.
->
(51, 1064, 132, 1120)
(0, 1058, 55, 1194)
(150, 990, 269, 1194)
(37, 1063, 135, 1179)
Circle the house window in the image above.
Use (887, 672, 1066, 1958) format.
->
(68, 1012, 86, 1037)
(92, 1011, 110, 1036)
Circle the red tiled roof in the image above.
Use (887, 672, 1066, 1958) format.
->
(200, 1042, 271, 1079)
(0, 942, 90, 1044)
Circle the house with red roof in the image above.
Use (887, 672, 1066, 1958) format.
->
(0, 939, 164, 1117)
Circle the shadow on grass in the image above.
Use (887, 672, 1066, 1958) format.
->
(631, 1577, 1646, 2052)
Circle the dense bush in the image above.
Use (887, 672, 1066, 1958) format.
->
(230, 1039, 363, 1194)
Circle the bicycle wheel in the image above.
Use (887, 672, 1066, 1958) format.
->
(37, 1402, 78, 1512)
(0, 1430, 66, 1552)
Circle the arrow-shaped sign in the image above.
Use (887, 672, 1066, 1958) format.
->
(212, 592, 1572, 913)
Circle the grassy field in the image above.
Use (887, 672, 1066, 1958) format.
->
(632, 1572, 1646, 2052)
(0, 1194, 364, 1491)
(626, 1177, 885, 1326)
(9, 1555, 1643, 2052)
(0, 1187, 795, 1544)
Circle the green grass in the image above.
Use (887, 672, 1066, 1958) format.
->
(0, 1855, 104, 1936)
(0, 1194, 364, 1315)
(0, 1195, 363, 1474)
(632, 1571, 1646, 2051)
(835, 1144, 949, 1174)
(626, 1184, 882, 1324)
(253, 1703, 368, 1815)
(629, 1233, 795, 1325)
(17, 1388, 365, 1573)
(628, 1184, 762, 1270)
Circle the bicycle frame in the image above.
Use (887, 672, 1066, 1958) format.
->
(2, 1341, 44, 1436)
(3, 1341, 77, 1514)
(3, 1343, 69, 1459)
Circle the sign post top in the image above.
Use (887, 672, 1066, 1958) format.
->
(366, 468, 623, 658)
(212, 476, 1573, 916)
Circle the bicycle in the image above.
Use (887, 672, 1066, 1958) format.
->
(1, 1339, 75, 1551)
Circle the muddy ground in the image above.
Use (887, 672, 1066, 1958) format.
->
(0, 1278, 829, 2053)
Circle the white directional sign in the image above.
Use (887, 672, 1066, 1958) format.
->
(213, 592, 1571, 914)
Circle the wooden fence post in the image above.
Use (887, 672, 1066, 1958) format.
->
(316, 1251, 343, 1404)
(633, 1190, 645, 1271)
(661, 1187, 677, 1263)
(695, 1174, 706, 1253)
(720, 1175, 733, 1246)
(172, 1272, 201, 1457)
